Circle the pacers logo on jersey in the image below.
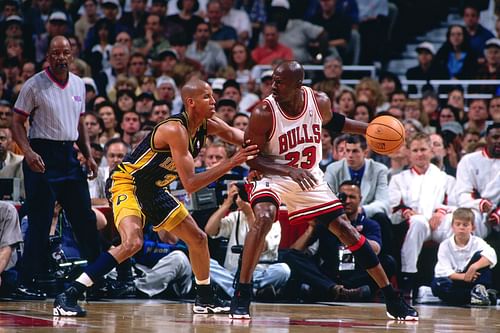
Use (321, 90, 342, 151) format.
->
(116, 194, 128, 206)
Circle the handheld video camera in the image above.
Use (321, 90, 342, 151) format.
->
(233, 180, 249, 203)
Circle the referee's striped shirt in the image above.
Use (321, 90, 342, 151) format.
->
(14, 68, 86, 141)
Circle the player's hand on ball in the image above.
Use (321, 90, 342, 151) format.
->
(288, 168, 317, 191)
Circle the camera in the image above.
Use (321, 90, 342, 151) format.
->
(233, 181, 249, 203)
(337, 191, 347, 203)
(231, 245, 243, 254)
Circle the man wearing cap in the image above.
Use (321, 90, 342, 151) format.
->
(156, 76, 182, 115)
(473, 38, 500, 94)
(34, 11, 70, 64)
(215, 98, 237, 125)
(251, 22, 293, 65)
(406, 42, 443, 81)
(136, 92, 156, 122)
(157, 48, 178, 79)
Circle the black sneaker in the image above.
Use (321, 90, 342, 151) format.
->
(229, 289, 252, 319)
(12, 285, 47, 300)
(332, 285, 371, 302)
(193, 284, 230, 314)
(386, 295, 419, 321)
(53, 286, 86, 317)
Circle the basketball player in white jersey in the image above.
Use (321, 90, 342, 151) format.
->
(229, 61, 418, 321)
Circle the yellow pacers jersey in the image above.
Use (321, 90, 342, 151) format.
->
(110, 112, 207, 229)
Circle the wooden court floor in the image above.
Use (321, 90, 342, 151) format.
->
(0, 299, 498, 333)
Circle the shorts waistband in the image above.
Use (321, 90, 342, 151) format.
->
(30, 139, 75, 145)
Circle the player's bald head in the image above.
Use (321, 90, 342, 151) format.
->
(49, 35, 71, 51)
(275, 61, 304, 84)
(181, 78, 210, 103)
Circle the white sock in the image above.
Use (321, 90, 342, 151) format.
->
(76, 273, 94, 287)
(195, 277, 210, 285)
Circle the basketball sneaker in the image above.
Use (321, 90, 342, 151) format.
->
(386, 295, 419, 321)
(193, 284, 230, 314)
(229, 286, 252, 320)
(471, 284, 491, 306)
(332, 284, 372, 302)
(53, 286, 86, 317)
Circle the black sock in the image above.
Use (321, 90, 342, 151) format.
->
(237, 283, 252, 297)
(116, 259, 133, 282)
(382, 285, 398, 300)
(84, 252, 119, 282)
(71, 281, 87, 295)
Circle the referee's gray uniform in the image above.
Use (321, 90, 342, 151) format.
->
(13, 69, 100, 286)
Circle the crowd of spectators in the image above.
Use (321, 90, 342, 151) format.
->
(0, 0, 499, 307)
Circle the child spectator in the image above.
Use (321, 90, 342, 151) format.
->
(431, 208, 497, 306)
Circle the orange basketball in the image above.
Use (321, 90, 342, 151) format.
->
(366, 115, 405, 155)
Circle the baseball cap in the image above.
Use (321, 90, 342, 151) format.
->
(416, 42, 435, 55)
(485, 38, 500, 49)
(211, 78, 226, 91)
(102, 0, 120, 8)
(156, 75, 177, 89)
(48, 11, 68, 22)
(158, 48, 178, 61)
(217, 98, 237, 109)
(421, 89, 438, 100)
(0, 99, 12, 108)
(260, 70, 273, 81)
(82, 77, 97, 92)
(5, 15, 23, 25)
(270, 0, 290, 9)
(137, 91, 156, 101)
(441, 121, 463, 136)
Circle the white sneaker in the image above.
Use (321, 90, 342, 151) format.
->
(416, 286, 440, 303)
(471, 284, 490, 306)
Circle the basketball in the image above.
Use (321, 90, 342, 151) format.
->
(366, 115, 405, 155)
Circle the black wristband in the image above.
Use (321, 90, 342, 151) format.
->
(323, 112, 346, 133)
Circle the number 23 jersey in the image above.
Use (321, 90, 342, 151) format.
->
(263, 86, 322, 172)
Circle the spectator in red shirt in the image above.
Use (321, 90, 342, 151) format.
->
(250, 22, 293, 65)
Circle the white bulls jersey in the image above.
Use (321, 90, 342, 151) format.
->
(249, 86, 344, 224)
(263, 86, 322, 171)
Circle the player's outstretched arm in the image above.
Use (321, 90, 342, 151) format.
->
(207, 115, 244, 145)
(154, 121, 259, 193)
(316, 91, 368, 136)
(245, 103, 317, 190)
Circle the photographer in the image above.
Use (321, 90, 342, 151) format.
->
(205, 181, 290, 300)
(282, 181, 396, 302)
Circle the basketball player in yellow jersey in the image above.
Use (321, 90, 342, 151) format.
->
(54, 78, 259, 317)
(230, 61, 419, 321)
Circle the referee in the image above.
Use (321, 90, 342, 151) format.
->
(11, 36, 101, 297)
